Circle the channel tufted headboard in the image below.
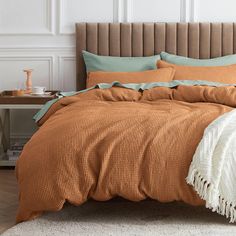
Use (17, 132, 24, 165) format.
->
(76, 22, 236, 90)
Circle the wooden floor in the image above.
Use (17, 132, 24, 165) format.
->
(0, 168, 18, 234)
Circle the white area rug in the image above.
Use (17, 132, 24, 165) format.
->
(2, 200, 236, 236)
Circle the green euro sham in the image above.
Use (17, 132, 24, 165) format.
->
(83, 51, 160, 72)
(160, 52, 236, 66)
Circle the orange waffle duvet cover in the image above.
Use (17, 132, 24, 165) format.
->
(16, 82, 236, 222)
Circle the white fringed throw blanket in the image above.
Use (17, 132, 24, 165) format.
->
(187, 109, 236, 223)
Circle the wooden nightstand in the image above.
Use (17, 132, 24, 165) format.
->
(0, 91, 58, 167)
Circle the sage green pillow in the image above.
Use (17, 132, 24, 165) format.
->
(160, 52, 236, 66)
(83, 51, 160, 72)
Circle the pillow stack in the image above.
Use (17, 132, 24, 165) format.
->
(83, 51, 175, 88)
(82, 50, 236, 88)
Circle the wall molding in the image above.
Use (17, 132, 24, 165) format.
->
(180, 0, 186, 22)
(125, 0, 133, 22)
(47, 0, 55, 34)
(114, 0, 129, 23)
(113, 0, 122, 22)
(180, 0, 196, 22)
(58, 0, 67, 34)
(124, 0, 196, 23)
(122, 0, 132, 22)
(0, 46, 75, 53)
(190, 0, 197, 22)
(58, 56, 76, 90)
(0, 0, 54, 35)
(59, 0, 118, 34)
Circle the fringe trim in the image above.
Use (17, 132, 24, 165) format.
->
(186, 165, 236, 223)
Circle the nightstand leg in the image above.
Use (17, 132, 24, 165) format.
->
(0, 109, 10, 152)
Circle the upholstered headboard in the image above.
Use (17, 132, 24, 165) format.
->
(76, 22, 236, 90)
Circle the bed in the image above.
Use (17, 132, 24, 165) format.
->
(16, 23, 236, 223)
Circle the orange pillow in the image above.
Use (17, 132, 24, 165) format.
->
(86, 68, 175, 88)
(157, 60, 236, 84)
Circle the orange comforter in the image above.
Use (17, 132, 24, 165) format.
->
(16, 85, 236, 222)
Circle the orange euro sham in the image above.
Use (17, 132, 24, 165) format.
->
(86, 67, 175, 88)
(157, 60, 236, 84)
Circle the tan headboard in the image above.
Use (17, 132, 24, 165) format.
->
(76, 22, 236, 90)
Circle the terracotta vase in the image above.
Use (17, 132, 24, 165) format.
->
(23, 69, 33, 93)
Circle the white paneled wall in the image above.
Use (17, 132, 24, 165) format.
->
(0, 0, 236, 138)
(59, 0, 114, 34)
(194, 0, 236, 22)
(0, 56, 53, 90)
(130, 0, 182, 22)
(58, 56, 76, 91)
(0, 0, 54, 35)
